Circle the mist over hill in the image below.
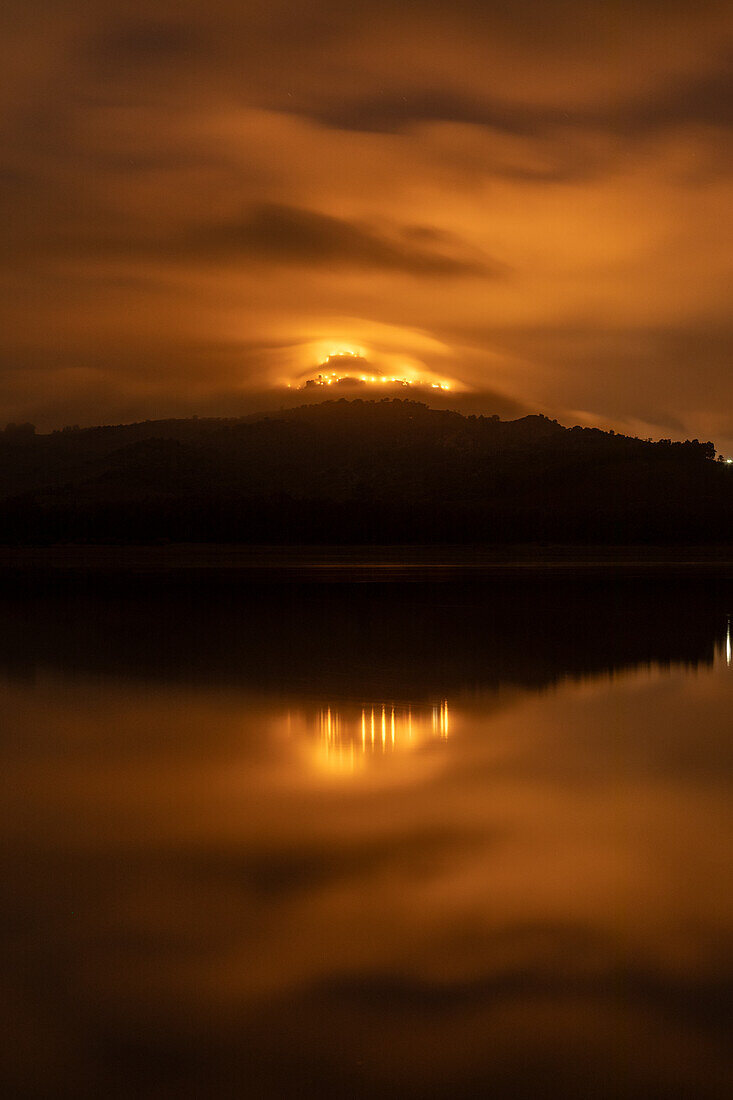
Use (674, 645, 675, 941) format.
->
(0, 399, 730, 545)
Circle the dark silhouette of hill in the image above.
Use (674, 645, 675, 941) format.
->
(0, 581, 725, 701)
(0, 398, 730, 544)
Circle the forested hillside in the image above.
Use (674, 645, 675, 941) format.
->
(0, 399, 729, 544)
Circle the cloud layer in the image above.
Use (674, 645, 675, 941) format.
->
(0, 0, 731, 446)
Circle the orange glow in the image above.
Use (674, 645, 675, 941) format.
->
(299, 372, 452, 391)
(288, 343, 460, 394)
(307, 700, 450, 773)
(1, 4, 731, 456)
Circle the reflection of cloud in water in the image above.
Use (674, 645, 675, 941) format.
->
(0, 584, 732, 1096)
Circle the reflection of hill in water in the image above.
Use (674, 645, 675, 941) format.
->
(0, 578, 727, 698)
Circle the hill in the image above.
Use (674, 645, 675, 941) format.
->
(0, 399, 730, 544)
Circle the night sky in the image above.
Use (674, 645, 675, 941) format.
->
(2, 1, 731, 447)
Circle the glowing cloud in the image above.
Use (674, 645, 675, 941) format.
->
(291, 350, 459, 393)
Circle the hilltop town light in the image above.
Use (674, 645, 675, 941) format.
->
(294, 346, 460, 393)
(300, 373, 452, 390)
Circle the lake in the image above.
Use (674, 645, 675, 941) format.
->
(1, 574, 731, 1097)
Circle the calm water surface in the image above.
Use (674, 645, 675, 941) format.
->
(1, 581, 731, 1098)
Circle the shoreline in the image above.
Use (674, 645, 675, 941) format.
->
(1, 544, 733, 584)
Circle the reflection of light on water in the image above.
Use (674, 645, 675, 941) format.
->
(313, 700, 449, 772)
(714, 617, 731, 668)
(432, 700, 449, 740)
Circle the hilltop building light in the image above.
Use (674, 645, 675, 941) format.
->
(301, 372, 451, 391)
(293, 350, 457, 393)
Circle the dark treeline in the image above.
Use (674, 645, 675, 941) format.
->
(0, 398, 730, 544)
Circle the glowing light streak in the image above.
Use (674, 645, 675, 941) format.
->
(313, 700, 449, 771)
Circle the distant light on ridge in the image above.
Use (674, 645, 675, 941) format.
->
(297, 352, 453, 392)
